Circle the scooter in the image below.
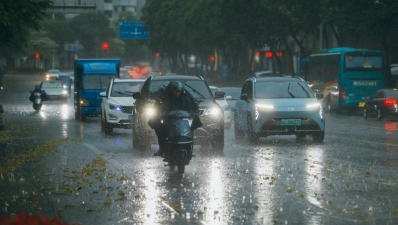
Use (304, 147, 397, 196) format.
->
(160, 110, 195, 174)
(31, 92, 43, 111)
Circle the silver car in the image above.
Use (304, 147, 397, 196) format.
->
(234, 76, 325, 143)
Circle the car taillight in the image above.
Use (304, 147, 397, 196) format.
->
(340, 86, 346, 100)
(384, 99, 397, 105)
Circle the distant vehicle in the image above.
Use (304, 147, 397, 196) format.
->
(40, 80, 68, 102)
(234, 76, 325, 143)
(363, 88, 398, 120)
(73, 59, 121, 121)
(219, 87, 241, 111)
(306, 47, 390, 113)
(100, 78, 145, 134)
(46, 69, 60, 81)
(254, 70, 280, 78)
(120, 66, 134, 79)
(58, 73, 72, 96)
(210, 86, 232, 128)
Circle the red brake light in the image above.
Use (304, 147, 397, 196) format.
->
(384, 99, 397, 105)
(340, 86, 346, 100)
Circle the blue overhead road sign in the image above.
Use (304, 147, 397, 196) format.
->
(119, 22, 149, 39)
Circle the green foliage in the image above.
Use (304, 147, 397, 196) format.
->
(0, 0, 51, 51)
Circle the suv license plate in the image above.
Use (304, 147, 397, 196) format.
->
(281, 119, 301, 126)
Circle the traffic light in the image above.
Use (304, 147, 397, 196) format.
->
(35, 53, 40, 59)
(155, 52, 160, 57)
(102, 42, 109, 50)
(210, 55, 215, 61)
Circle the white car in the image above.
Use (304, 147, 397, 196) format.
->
(210, 86, 232, 128)
(46, 69, 60, 81)
(100, 78, 145, 134)
(39, 80, 68, 102)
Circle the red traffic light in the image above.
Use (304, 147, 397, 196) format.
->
(155, 52, 160, 57)
(35, 53, 40, 59)
(102, 42, 109, 50)
(210, 55, 215, 61)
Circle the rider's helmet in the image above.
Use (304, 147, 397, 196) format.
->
(171, 81, 184, 92)
(35, 85, 40, 90)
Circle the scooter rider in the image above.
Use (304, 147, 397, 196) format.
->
(29, 85, 48, 102)
(149, 81, 202, 157)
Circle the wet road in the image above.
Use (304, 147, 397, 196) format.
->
(1, 73, 398, 225)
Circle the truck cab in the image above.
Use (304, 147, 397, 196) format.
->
(74, 59, 120, 121)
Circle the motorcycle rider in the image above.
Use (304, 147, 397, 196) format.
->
(149, 81, 202, 157)
(29, 85, 48, 102)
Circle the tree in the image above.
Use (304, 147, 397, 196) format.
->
(68, 13, 118, 57)
(0, 0, 51, 53)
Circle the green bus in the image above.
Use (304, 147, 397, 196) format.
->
(306, 47, 390, 113)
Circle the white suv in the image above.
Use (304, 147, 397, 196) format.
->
(100, 78, 145, 134)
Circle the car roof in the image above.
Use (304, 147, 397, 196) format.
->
(150, 75, 204, 81)
(250, 76, 305, 82)
(113, 78, 145, 83)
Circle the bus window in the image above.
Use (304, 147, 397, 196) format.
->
(345, 54, 382, 71)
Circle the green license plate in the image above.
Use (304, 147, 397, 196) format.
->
(281, 119, 301, 126)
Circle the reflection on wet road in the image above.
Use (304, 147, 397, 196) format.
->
(1, 74, 398, 225)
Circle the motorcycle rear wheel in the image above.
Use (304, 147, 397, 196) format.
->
(177, 152, 186, 174)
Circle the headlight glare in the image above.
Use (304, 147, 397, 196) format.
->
(306, 102, 320, 109)
(145, 107, 155, 117)
(205, 107, 221, 115)
(255, 103, 274, 110)
(109, 103, 122, 111)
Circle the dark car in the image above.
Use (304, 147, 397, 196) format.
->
(363, 88, 398, 120)
(131, 75, 225, 150)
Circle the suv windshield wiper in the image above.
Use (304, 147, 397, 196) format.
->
(184, 83, 205, 99)
(113, 91, 131, 96)
(287, 83, 296, 98)
(297, 83, 311, 98)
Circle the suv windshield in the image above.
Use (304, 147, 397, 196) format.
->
(111, 82, 143, 97)
(149, 80, 212, 100)
(255, 81, 315, 99)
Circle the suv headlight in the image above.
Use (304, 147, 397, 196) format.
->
(109, 103, 122, 111)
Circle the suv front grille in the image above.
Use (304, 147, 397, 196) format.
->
(121, 106, 134, 114)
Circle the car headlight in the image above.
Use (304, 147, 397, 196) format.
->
(109, 103, 122, 111)
(306, 102, 320, 109)
(255, 103, 274, 110)
(205, 107, 221, 116)
(62, 90, 68, 95)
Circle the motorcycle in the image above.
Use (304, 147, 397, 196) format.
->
(160, 110, 195, 174)
(31, 92, 43, 111)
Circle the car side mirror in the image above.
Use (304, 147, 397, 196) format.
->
(100, 92, 106, 97)
(316, 93, 324, 100)
(132, 92, 143, 100)
(214, 91, 225, 99)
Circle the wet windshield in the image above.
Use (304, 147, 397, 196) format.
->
(149, 80, 212, 100)
(111, 81, 144, 97)
(255, 81, 315, 99)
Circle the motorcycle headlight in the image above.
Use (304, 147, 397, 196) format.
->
(109, 103, 122, 111)
(62, 90, 68, 95)
(145, 107, 156, 117)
